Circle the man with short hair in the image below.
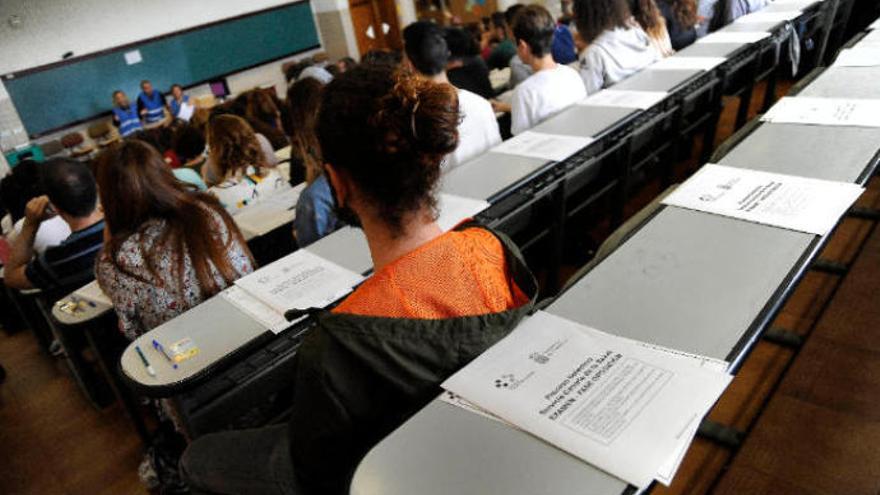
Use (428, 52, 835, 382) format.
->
(137, 79, 169, 126)
(111, 90, 144, 137)
(496, 4, 587, 135)
(403, 21, 502, 170)
(4, 158, 105, 292)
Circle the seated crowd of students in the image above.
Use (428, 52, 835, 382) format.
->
(0, 0, 774, 492)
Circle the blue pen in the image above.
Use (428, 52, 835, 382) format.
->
(152, 339, 179, 369)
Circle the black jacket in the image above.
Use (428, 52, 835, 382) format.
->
(286, 225, 538, 494)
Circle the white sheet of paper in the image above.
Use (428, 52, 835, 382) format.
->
(577, 89, 669, 110)
(762, 96, 880, 127)
(698, 31, 771, 44)
(234, 249, 364, 315)
(74, 281, 113, 306)
(176, 102, 195, 121)
(734, 11, 801, 23)
(436, 193, 490, 232)
(833, 48, 880, 67)
(651, 56, 727, 71)
(124, 50, 142, 65)
(222, 286, 296, 334)
(442, 311, 732, 488)
(662, 164, 864, 235)
(871, 18, 880, 30)
(233, 184, 304, 239)
(491, 131, 594, 162)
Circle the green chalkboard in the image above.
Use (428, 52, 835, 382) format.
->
(4, 1, 318, 136)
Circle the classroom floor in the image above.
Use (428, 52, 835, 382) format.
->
(1, 79, 878, 495)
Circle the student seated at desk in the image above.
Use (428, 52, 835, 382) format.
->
(445, 26, 495, 99)
(631, 0, 675, 56)
(486, 11, 518, 70)
(137, 79, 169, 126)
(204, 115, 285, 212)
(4, 159, 105, 292)
(657, 0, 699, 50)
(494, 5, 587, 135)
(169, 83, 195, 121)
(240, 90, 291, 150)
(94, 140, 254, 340)
(403, 21, 502, 170)
(287, 78, 340, 247)
(574, 0, 661, 93)
(505, 5, 536, 89)
(0, 159, 71, 253)
(181, 63, 538, 495)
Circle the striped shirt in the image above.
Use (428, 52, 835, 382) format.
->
(25, 220, 104, 293)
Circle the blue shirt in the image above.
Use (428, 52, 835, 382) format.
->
(552, 25, 577, 65)
(293, 175, 339, 247)
(169, 95, 190, 118)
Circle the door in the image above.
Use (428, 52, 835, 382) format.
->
(349, 0, 403, 55)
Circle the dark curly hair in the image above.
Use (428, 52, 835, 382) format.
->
(317, 64, 459, 236)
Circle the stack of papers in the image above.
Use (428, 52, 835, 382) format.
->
(577, 89, 669, 110)
(762, 97, 880, 127)
(223, 249, 364, 333)
(651, 56, 727, 71)
(491, 131, 594, 162)
(442, 311, 732, 488)
(662, 164, 863, 235)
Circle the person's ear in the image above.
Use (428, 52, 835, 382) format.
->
(517, 39, 530, 61)
(324, 163, 349, 207)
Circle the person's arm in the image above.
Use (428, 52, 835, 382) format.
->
(4, 196, 52, 290)
(137, 96, 147, 117)
(577, 48, 605, 95)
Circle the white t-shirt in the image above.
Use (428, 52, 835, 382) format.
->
(447, 89, 502, 171)
(510, 64, 587, 135)
(209, 166, 286, 213)
(11, 216, 72, 254)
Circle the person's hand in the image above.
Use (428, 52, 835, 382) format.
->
(23, 196, 55, 226)
(491, 100, 511, 113)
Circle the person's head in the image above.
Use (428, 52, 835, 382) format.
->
(0, 158, 44, 221)
(286, 78, 325, 184)
(95, 139, 252, 294)
(242, 89, 281, 127)
(512, 5, 557, 64)
(113, 90, 129, 108)
(41, 158, 97, 220)
(171, 84, 183, 99)
(206, 114, 266, 179)
(140, 80, 153, 95)
(361, 49, 403, 67)
(574, 0, 632, 44)
(403, 21, 450, 78)
(504, 4, 527, 28)
(491, 12, 508, 39)
(173, 124, 206, 163)
(665, 0, 697, 28)
(445, 26, 481, 60)
(317, 64, 459, 237)
(336, 57, 357, 73)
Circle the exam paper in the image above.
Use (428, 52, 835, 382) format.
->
(762, 97, 880, 127)
(443, 311, 732, 488)
(74, 281, 113, 306)
(491, 131, 594, 162)
(698, 31, 771, 44)
(222, 285, 294, 334)
(234, 249, 364, 316)
(577, 89, 669, 110)
(662, 164, 864, 236)
(436, 193, 490, 231)
(833, 48, 880, 67)
(651, 56, 727, 71)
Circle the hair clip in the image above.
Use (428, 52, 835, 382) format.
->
(410, 100, 421, 140)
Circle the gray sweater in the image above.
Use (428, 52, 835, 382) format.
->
(577, 24, 661, 94)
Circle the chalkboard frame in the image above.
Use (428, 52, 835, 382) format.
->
(2, 0, 319, 138)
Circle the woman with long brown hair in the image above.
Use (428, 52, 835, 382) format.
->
(205, 114, 286, 213)
(286, 78, 340, 247)
(657, 0, 698, 50)
(630, 0, 674, 56)
(95, 139, 254, 340)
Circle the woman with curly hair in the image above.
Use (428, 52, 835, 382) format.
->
(181, 62, 538, 495)
(657, 0, 699, 50)
(204, 114, 285, 212)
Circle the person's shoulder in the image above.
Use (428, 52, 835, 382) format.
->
(457, 88, 492, 111)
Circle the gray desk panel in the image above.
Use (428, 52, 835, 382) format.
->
(440, 152, 550, 201)
(719, 21, 780, 33)
(718, 123, 880, 183)
(612, 69, 702, 92)
(797, 66, 880, 99)
(305, 226, 373, 275)
(677, 42, 746, 58)
(547, 207, 812, 360)
(351, 400, 627, 495)
(531, 105, 637, 138)
(121, 294, 267, 388)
